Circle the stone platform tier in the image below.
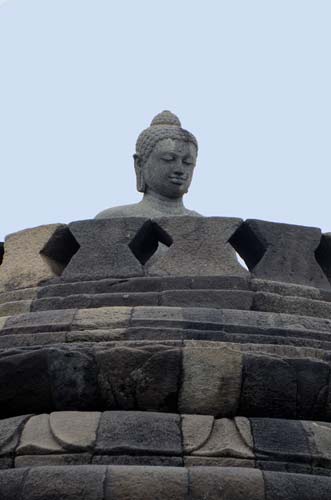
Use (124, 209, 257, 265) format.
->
(1, 217, 331, 498)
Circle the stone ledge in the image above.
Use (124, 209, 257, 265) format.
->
(0, 344, 330, 419)
(0, 465, 331, 499)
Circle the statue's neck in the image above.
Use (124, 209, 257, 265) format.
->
(141, 190, 186, 214)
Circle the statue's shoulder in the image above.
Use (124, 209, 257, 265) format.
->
(95, 203, 145, 219)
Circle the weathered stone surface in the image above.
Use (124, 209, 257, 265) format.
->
(264, 470, 331, 499)
(0, 315, 7, 330)
(0, 415, 31, 456)
(179, 346, 242, 416)
(96, 346, 180, 411)
(0, 300, 32, 317)
(184, 456, 254, 467)
(289, 358, 329, 419)
(0, 468, 27, 500)
(231, 219, 329, 288)
(62, 219, 148, 281)
(15, 454, 92, 467)
(132, 305, 184, 325)
(22, 465, 106, 500)
(72, 307, 131, 330)
(3, 309, 75, 334)
(302, 421, 331, 468)
(17, 414, 64, 455)
(182, 414, 214, 453)
(250, 278, 321, 300)
(92, 455, 182, 466)
(32, 292, 159, 311)
(239, 353, 297, 418)
(251, 418, 310, 464)
(183, 416, 254, 458)
(106, 465, 188, 500)
(0, 287, 38, 305)
(0, 224, 70, 292)
(47, 348, 98, 411)
(189, 466, 265, 499)
(96, 411, 182, 455)
(0, 331, 66, 349)
(146, 217, 248, 277)
(0, 349, 52, 418)
(254, 292, 331, 319)
(160, 290, 253, 310)
(49, 411, 100, 450)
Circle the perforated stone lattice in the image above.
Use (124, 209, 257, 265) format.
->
(128, 220, 173, 266)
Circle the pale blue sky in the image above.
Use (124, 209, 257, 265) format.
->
(1, 0, 330, 241)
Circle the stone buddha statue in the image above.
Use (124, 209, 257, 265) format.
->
(95, 110, 201, 218)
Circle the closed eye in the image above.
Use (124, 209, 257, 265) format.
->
(162, 156, 175, 162)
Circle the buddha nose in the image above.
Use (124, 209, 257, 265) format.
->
(173, 160, 185, 175)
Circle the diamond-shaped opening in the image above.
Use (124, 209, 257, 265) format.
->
(40, 226, 80, 276)
(229, 221, 266, 271)
(129, 220, 173, 266)
(315, 234, 331, 284)
(0, 243, 4, 266)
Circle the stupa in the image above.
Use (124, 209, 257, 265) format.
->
(0, 112, 331, 499)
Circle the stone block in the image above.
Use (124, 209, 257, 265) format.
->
(289, 358, 329, 419)
(132, 305, 184, 325)
(183, 415, 253, 458)
(15, 454, 92, 467)
(96, 346, 181, 411)
(0, 287, 38, 305)
(92, 455, 182, 466)
(253, 292, 331, 319)
(17, 414, 64, 455)
(0, 300, 32, 317)
(105, 465, 188, 500)
(302, 421, 331, 468)
(250, 418, 310, 463)
(62, 218, 148, 281)
(179, 346, 243, 416)
(182, 414, 214, 453)
(47, 348, 98, 411)
(0, 224, 72, 292)
(49, 411, 100, 450)
(147, 217, 248, 277)
(250, 278, 321, 299)
(22, 465, 106, 500)
(0, 331, 66, 349)
(72, 307, 131, 330)
(189, 466, 265, 500)
(0, 349, 52, 418)
(96, 411, 182, 456)
(0, 415, 31, 456)
(231, 219, 329, 288)
(264, 470, 331, 499)
(0, 315, 7, 330)
(160, 290, 253, 310)
(184, 456, 254, 467)
(239, 353, 297, 418)
(0, 468, 27, 500)
(3, 309, 75, 334)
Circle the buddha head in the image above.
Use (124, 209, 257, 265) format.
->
(134, 111, 198, 199)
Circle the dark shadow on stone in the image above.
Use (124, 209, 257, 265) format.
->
(0, 243, 3, 266)
(40, 226, 80, 276)
(315, 233, 331, 285)
(129, 220, 173, 266)
(229, 221, 266, 271)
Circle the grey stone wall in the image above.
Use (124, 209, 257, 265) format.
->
(1, 217, 331, 498)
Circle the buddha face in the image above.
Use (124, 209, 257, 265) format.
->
(135, 138, 197, 199)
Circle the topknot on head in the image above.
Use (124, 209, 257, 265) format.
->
(150, 110, 182, 127)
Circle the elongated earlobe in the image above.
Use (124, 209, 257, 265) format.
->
(134, 154, 146, 193)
